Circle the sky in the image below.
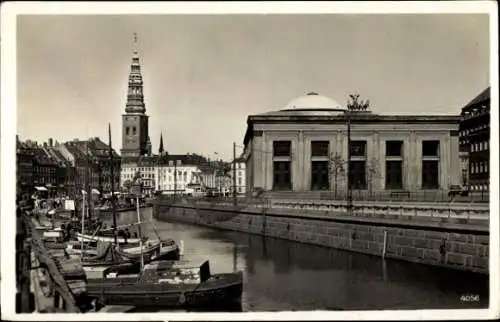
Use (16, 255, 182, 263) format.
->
(17, 14, 490, 160)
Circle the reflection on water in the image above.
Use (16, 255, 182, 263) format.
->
(105, 208, 489, 311)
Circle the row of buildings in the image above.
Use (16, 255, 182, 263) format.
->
(16, 134, 247, 199)
(120, 143, 247, 197)
(16, 136, 120, 199)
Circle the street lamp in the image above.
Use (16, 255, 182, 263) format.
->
(346, 110, 353, 216)
(328, 107, 352, 215)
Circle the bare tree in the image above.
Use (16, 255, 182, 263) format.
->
(366, 157, 379, 197)
(328, 152, 346, 199)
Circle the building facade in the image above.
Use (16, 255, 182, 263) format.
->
(16, 136, 35, 198)
(121, 153, 215, 196)
(243, 93, 461, 198)
(230, 156, 247, 195)
(32, 143, 59, 196)
(459, 87, 490, 193)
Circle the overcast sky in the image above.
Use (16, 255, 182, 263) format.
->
(17, 14, 490, 160)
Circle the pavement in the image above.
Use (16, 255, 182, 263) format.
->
(189, 200, 489, 227)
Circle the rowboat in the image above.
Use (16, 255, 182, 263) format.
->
(86, 260, 243, 310)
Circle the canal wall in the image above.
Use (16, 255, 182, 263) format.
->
(153, 202, 489, 274)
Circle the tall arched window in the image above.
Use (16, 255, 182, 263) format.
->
(133, 127, 136, 135)
(126, 127, 130, 135)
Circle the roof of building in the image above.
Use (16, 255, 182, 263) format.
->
(243, 92, 461, 146)
(47, 147, 71, 167)
(64, 142, 88, 161)
(284, 92, 343, 110)
(462, 87, 490, 110)
(122, 153, 213, 168)
(65, 138, 120, 160)
(33, 147, 59, 166)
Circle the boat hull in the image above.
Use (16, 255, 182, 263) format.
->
(86, 272, 243, 310)
(76, 233, 141, 245)
(81, 245, 180, 268)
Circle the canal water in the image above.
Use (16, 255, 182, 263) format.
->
(104, 207, 489, 312)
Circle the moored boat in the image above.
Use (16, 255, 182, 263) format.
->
(86, 260, 243, 310)
(75, 232, 142, 245)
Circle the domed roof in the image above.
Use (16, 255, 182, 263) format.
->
(283, 92, 342, 110)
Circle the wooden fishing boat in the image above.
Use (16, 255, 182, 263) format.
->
(86, 260, 243, 310)
(75, 232, 142, 245)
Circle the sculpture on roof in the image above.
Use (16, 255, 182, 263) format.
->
(347, 94, 370, 113)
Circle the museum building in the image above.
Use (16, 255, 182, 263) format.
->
(243, 92, 461, 198)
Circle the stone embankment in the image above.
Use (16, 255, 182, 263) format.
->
(153, 200, 489, 274)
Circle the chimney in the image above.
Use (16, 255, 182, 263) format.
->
(48, 138, 53, 147)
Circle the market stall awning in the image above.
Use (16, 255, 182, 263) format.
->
(35, 186, 48, 191)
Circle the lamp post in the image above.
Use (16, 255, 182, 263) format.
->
(329, 107, 353, 215)
(346, 111, 353, 216)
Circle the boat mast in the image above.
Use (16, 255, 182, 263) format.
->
(85, 139, 93, 227)
(80, 187, 86, 260)
(80, 139, 89, 260)
(108, 123, 118, 246)
(136, 192, 144, 271)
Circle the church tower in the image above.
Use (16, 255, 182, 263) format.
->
(121, 33, 150, 158)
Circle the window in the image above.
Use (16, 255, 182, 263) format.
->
(386, 141, 403, 157)
(422, 160, 439, 189)
(485, 141, 489, 150)
(311, 161, 329, 190)
(273, 141, 291, 157)
(238, 177, 242, 185)
(311, 141, 329, 157)
(349, 161, 366, 189)
(422, 141, 439, 157)
(350, 141, 366, 157)
(133, 127, 137, 135)
(273, 161, 292, 190)
(485, 162, 489, 173)
(386, 161, 403, 189)
(126, 127, 130, 135)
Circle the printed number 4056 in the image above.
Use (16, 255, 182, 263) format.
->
(460, 295, 480, 302)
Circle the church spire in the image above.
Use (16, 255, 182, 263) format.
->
(125, 33, 146, 114)
(159, 132, 164, 155)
